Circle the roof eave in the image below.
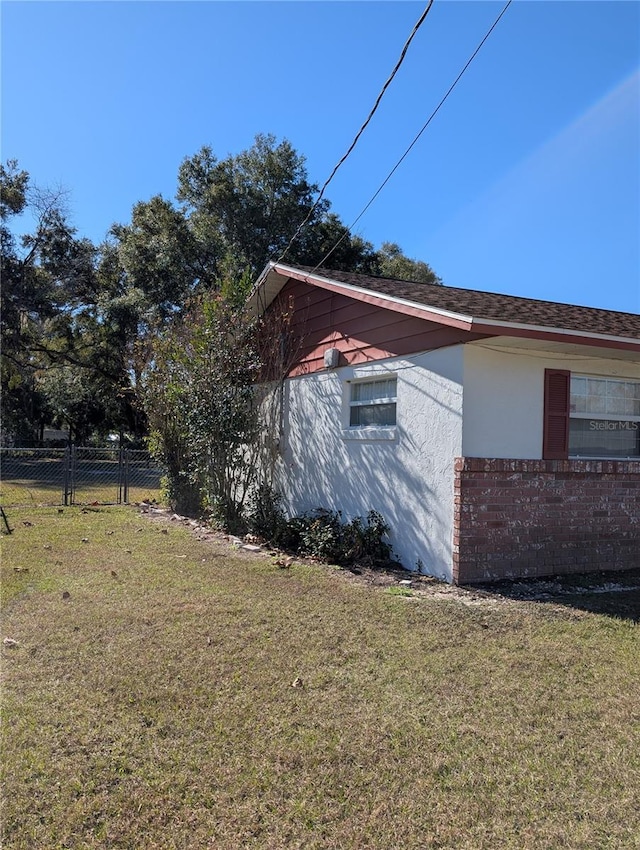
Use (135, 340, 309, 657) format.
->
(246, 262, 283, 317)
(259, 262, 475, 330)
(470, 319, 640, 353)
(250, 262, 640, 352)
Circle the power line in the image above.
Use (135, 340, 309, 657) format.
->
(275, 1, 435, 265)
(313, 0, 513, 272)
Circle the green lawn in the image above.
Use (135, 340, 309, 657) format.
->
(1, 507, 638, 849)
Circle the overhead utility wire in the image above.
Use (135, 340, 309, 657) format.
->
(312, 0, 513, 272)
(275, 0, 435, 265)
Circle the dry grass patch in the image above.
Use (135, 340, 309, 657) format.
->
(1, 507, 639, 849)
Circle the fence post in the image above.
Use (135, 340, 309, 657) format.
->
(63, 446, 70, 506)
(70, 445, 77, 505)
(123, 449, 130, 504)
(117, 448, 124, 504)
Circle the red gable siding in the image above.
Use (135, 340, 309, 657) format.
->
(273, 278, 490, 376)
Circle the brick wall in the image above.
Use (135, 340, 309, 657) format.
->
(453, 458, 640, 584)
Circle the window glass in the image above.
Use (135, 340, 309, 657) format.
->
(349, 377, 397, 428)
(350, 402, 396, 427)
(569, 375, 640, 459)
(569, 419, 639, 459)
(351, 379, 396, 404)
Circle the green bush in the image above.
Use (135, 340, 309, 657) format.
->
(248, 488, 396, 568)
(247, 483, 288, 542)
(344, 510, 394, 566)
(298, 508, 344, 562)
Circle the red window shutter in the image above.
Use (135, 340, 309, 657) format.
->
(543, 369, 570, 460)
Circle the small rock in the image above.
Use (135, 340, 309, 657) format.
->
(160, 529, 168, 535)
(291, 677, 303, 689)
(13, 567, 29, 573)
(110, 570, 118, 578)
(62, 591, 71, 600)
(22, 520, 33, 527)
(398, 579, 412, 586)
(3, 637, 20, 648)
(242, 544, 262, 553)
(81, 538, 89, 543)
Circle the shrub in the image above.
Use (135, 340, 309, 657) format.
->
(248, 488, 396, 568)
(247, 483, 288, 542)
(298, 508, 345, 563)
(343, 510, 394, 566)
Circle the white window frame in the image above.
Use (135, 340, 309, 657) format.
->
(569, 373, 640, 459)
(341, 373, 398, 442)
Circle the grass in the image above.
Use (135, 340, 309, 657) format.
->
(1, 506, 639, 849)
(0, 480, 162, 507)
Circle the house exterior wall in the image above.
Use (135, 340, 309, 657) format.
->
(276, 346, 464, 581)
(264, 277, 640, 583)
(462, 343, 640, 459)
(453, 458, 640, 583)
(456, 345, 640, 582)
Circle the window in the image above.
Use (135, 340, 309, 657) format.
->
(349, 377, 397, 428)
(569, 375, 640, 459)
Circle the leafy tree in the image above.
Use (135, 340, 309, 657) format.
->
(176, 134, 332, 277)
(375, 242, 442, 284)
(110, 195, 213, 322)
(293, 213, 379, 274)
(35, 364, 123, 445)
(1, 161, 142, 444)
(0, 160, 28, 218)
(143, 289, 261, 524)
(1, 162, 78, 441)
(3, 139, 442, 451)
(110, 136, 441, 335)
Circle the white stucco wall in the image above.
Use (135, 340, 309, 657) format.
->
(462, 342, 640, 459)
(274, 339, 639, 580)
(276, 346, 464, 581)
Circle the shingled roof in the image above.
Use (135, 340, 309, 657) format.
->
(251, 263, 640, 340)
(287, 266, 640, 341)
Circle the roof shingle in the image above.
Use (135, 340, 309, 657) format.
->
(292, 266, 640, 340)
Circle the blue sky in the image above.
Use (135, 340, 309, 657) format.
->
(2, 1, 639, 312)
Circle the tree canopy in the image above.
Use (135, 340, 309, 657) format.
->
(1, 135, 441, 448)
(1, 161, 143, 444)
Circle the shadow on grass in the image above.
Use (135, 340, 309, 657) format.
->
(470, 569, 640, 623)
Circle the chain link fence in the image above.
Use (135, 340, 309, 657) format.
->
(0, 447, 164, 507)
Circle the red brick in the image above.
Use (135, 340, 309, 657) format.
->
(453, 457, 640, 584)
